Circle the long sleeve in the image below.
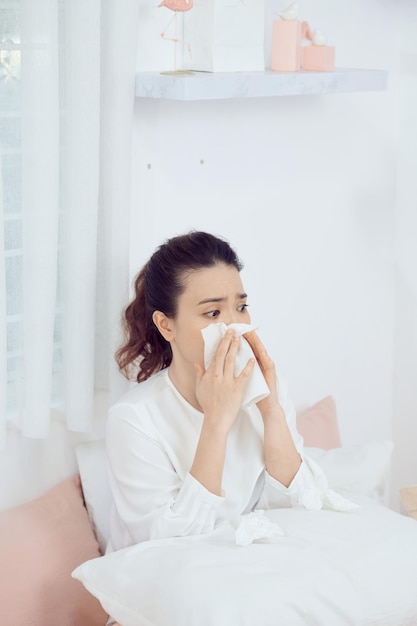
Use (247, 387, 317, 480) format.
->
(255, 375, 358, 513)
(106, 404, 225, 550)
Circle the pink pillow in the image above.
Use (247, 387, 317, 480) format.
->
(0, 475, 108, 626)
(296, 395, 342, 449)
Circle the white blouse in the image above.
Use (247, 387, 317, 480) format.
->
(105, 368, 350, 554)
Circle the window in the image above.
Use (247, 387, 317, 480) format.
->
(1, 0, 64, 422)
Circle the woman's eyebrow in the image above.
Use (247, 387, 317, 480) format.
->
(197, 293, 247, 306)
(197, 296, 226, 306)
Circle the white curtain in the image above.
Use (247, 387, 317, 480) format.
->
(0, 0, 137, 445)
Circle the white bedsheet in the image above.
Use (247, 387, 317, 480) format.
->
(73, 495, 417, 626)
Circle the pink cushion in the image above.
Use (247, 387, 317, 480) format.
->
(0, 475, 108, 626)
(296, 395, 342, 449)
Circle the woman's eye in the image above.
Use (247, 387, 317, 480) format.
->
(237, 304, 249, 313)
(206, 310, 220, 318)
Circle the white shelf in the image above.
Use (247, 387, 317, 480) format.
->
(135, 68, 388, 101)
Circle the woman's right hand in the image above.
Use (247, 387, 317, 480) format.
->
(190, 331, 254, 495)
(194, 330, 255, 434)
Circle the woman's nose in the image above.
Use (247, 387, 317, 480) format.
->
(224, 310, 240, 327)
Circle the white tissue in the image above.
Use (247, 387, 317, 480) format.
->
(279, 1, 299, 20)
(235, 510, 284, 546)
(201, 323, 270, 408)
(312, 28, 327, 46)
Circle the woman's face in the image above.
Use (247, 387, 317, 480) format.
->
(169, 263, 251, 371)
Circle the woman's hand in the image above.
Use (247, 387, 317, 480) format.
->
(243, 331, 281, 418)
(194, 330, 255, 434)
(190, 331, 254, 496)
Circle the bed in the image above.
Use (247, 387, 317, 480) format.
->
(1, 395, 417, 626)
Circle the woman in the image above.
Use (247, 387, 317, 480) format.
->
(105, 231, 351, 554)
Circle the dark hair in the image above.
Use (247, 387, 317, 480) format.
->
(115, 231, 243, 382)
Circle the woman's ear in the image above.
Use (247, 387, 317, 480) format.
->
(152, 310, 174, 342)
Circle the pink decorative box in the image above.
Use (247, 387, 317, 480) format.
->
(302, 45, 335, 71)
(271, 20, 302, 72)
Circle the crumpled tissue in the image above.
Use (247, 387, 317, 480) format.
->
(201, 323, 270, 408)
(235, 510, 284, 546)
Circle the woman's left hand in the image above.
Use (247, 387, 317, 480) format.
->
(243, 331, 281, 417)
(244, 331, 301, 486)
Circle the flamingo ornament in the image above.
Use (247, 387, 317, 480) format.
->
(158, 0, 193, 11)
(158, 0, 194, 73)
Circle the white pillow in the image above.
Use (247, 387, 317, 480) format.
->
(75, 440, 111, 554)
(305, 440, 393, 504)
(72, 503, 417, 626)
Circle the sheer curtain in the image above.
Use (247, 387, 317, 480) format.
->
(0, 0, 137, 446)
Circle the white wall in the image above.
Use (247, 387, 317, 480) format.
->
(391, 2, 417, 510)
(4, 1, 414, 514)
(130, 0, 416, 509)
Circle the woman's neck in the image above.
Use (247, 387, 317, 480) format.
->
(168, 362, 202, 412)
